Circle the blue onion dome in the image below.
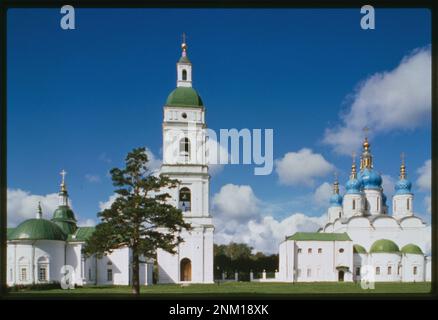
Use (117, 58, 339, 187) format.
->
(329, 177, 343, 207)
(395, 178, 412, 195)
(330, 193, 343, 207)
(395, 157, 412, 195)
(346, 157, 362, 194)
(346, 177, 362, 194)
(359, 168, 382, 189)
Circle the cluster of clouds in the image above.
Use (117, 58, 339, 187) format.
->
(7, 188, 96, 227)
(212, 184, 327, 253)
(323, 46, 431, 154)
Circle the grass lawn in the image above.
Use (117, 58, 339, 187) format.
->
(7, 281, 432, 297)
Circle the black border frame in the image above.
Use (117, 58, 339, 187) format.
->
(0, 0, 437, 303)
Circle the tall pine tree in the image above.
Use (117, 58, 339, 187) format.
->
(84, 147, 191, 294)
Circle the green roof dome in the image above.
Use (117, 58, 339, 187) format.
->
(179, 56, 191, 64)
(52, 205, 77, 235)
(52, 205, 76, 221)
(166, 87, 203, 108)
(370, 239, 400, 254)
(353, 244, 367, 254)
(9, 219, 67, 241)
(401, 244, 423, 255)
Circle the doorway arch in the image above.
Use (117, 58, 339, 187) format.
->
(180, 258, 192, 282)
(338, 270, 345, 282)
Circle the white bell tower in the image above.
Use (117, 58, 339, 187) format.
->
(157, 36, 214, 284)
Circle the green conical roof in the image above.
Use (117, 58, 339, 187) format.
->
(52, 205, 77, 235)
(353, 244, 367, 254)
(370, 239, 399, 254)
(166, 87, 203, 108)
(179, 56, 191, 64)
(52, 205, 76, 222)
(401, 244, 423, 255)
(9, 219, 67, 241)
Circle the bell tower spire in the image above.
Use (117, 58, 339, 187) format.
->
(59, 169, 69, 207)
(177, 33, 192, 88)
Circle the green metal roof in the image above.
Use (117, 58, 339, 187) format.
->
(52, 205, 76, 222)
(179, 56, 191, 64)
(353, 244, 367, 254)
(166, 87, 203, 108)
(8, 219, 67, 241)
(68, 227, 95, 242)
(401, 244, 423, 255)
(370, 239, 400, 254)
(7, 228, 15, 239)
(286, 232, 351, 241)
(52, 205, 78, 235)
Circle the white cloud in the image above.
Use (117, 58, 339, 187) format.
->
(145, 147, 162, 172)
(212, 184, 260, 221)
(85, 174, 101, 183)
(382, 174, 396, 199)
(313, 182, 332, 208)
(7, 188, 60, 227)
(98, 194, 119, 211)
(77, 218, 97, 227)
(275, 149, 335, 186)
(206, 138, 230, 176)
(212, 184, 327, 253)
(424, 196, 431, 215)
(215, 213, 327, 254)
(323, 47, 431, 154)
(416, 159, 431, 191)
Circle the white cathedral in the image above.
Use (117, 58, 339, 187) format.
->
(278, 139, 432, 283)
(6, 40, 213, 286)
(6, 39, 431, 288)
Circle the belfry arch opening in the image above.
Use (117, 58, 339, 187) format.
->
(179, 187, 191, 212)
(182, 69, 187, 81)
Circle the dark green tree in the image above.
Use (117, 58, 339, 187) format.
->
(84, 147, 191, 295)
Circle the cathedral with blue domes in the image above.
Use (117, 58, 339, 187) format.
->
(278, 137, 431, 283)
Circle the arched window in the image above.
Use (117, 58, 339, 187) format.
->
(407, 199, 410, 210)
(182, 69, 187, 81)
(18, 257, 29, 282)
(179, 137, 190, 158)
(179, 187, 191, 212)
(352, 199, 356, 210)
(37, 256, 49, 282)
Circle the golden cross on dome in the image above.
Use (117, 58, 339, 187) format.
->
(60, 169, 67, 184)
(182, 32, 186, 44)
(401, 152, 405, 165)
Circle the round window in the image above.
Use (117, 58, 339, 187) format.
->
(339, 248, 344, 253)
(182, 112, 187, 119)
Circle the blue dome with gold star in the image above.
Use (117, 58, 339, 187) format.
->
(395, 178, 412, 195)
(330, 193, 343, 207)
(359, 168, 382, 190)
(346, 178, 362, 194)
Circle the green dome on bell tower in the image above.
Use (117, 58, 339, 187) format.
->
(51, 169, 77, 235)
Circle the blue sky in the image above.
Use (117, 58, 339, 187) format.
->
(7, 8, 431, 249)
